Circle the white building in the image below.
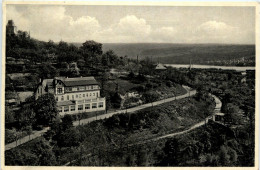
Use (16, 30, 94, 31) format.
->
(35, 76, 106, 116)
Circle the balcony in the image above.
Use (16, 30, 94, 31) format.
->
(75, 97, 105, 104)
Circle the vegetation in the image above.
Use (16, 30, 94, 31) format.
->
(102, 43, 255, 66)
(5, 27, 255, 167)
(5, 94, 214, 166)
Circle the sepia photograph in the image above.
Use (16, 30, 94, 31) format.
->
(2, 2, 258, 168)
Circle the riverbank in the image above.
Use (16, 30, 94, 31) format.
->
(165, 64, 255, 71)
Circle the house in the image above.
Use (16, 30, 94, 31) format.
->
(155, 63, 167, 71)
(35, 76, 106, 115)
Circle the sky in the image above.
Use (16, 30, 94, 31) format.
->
(6, 5, 255, 44)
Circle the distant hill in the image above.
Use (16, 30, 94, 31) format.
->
(72, 43, 255, 65)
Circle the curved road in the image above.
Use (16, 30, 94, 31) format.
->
(139, 94, 222, 144)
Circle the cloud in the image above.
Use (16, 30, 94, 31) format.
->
(6, 6, 100, 42)
(6, 6, 253, 44)
(151, 27, 178, 42)
(116, 15, 151, 37)
(95, 15, 152, 43)
(192, 21, 240, 43)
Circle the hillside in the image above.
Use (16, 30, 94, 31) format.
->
(100, 43, 255, 66)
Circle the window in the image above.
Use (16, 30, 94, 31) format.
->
(93, 93, 95, 96)
(92, 103, 97, 109)
(86, 93, 88, 97)
(66, 87, 72, 92)
(79, 94, 81, 98)
(67, 95, 69, 100)
(58, 88, 62, 94)
(83, 94, 85, 97)
(98, 102, 103, 108)
(78, 105, 83, 110)
(56, 97, 59, 101)
(91, 86, 93, 89)
(72, 95, 74, 100)
(90, 93, 92, 96)
(85, 104, 90, 110)
(79, 86, 85, 91)
(58, 107, 63, 112)
(76, 95, 78, 98)
(70, 106, 75, 111)
(61, 96, 64, 101)
(64, 106, 69, 112)
(96, 92, 98, 97)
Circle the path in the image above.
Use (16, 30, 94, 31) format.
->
(5, 127, 50, 151)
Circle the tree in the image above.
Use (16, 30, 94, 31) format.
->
(80, 40, 103, 67)
(32, 138, 57, 165)
(161, 138, 180, 166)
(36, 63, 58, 79)
(101, 53, 109, 66)
(219, 145, 230, 166)
(142, 92, 159, 106)
(105, 50, 118, 66)
(110, 92, 122, 109)
(23, 125, 33, 140)
(61, 114, 73, 131)
(56, 128, 84, 148)
(34, 93, 58, 126)
(18, 103, 36, 126)
(5, 106, 15, 123)
(137, 148, 148, 166)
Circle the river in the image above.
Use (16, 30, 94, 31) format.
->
(165, 64, 255, 71)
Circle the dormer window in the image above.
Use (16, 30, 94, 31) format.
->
(57, 88, 62, 94)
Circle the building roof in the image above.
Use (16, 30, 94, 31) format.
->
(215, 112, 225, 116)
(39, 77, 99, 89)
(155, 63, 167, 70)
(59, 77, 98, 87)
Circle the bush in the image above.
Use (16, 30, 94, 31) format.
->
(166, 80, 173, 87)
(5, 129, 16, 144)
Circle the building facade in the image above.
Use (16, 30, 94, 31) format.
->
(35, 77, 106, 116)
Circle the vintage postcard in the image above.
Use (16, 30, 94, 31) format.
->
(1, 1, 259, 169)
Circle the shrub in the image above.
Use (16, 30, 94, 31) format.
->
(5, 129, 16, 144)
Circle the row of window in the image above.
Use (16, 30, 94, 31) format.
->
(58, 102, 104, 112)
(65, 85, 99, 92)
(56, 92, 99, 101)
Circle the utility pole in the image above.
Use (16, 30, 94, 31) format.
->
(137, 55, 139, 74)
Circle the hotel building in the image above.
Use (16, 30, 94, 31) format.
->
(35, 76, 106, 115)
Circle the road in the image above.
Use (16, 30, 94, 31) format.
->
(5, 127, 50, 151)
(139, 94, 222, 144)
(64, 93, 222, 166)
(73, 86, 196, 126)
(5, 86, 195, 151)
